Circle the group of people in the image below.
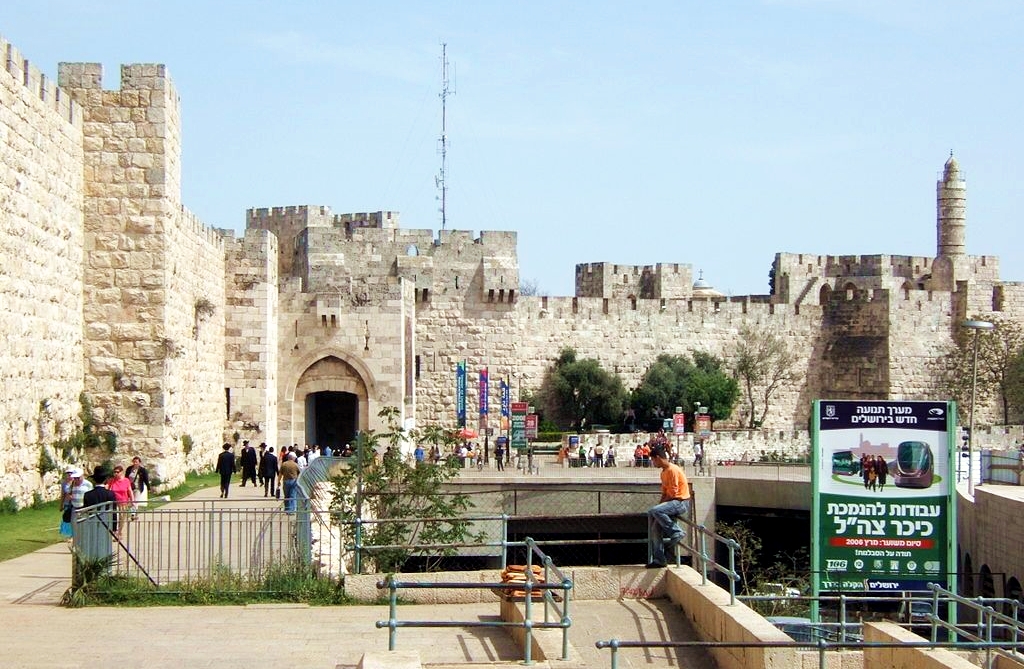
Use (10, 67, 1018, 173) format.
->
(59, 457, 150, 538)
(860, 453, 889, 491)
(215, 441, 341, 512)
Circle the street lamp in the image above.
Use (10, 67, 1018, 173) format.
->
(963, 319, 994, 496)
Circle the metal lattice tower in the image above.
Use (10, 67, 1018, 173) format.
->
(436, 43, 455, 230)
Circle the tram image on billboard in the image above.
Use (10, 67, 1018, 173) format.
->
(893, 440, 934, 489)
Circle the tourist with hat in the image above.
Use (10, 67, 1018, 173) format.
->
(83, 465, 119, 536)
(68, 467, 92, 512)
(59, 466, 76, 537)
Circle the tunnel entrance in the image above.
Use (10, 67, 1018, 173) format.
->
(304, 391, 358, 450)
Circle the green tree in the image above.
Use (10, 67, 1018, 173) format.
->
(939, 315, 1024, 425)
(329, 407, 483, 573)
(715, 520, 762, 593)
(536, 348, 627, 431)
(732, 325, 798, 428)
(631, 352, 739, 428)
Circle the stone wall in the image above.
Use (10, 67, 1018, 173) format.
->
(160, 207, 226, 484)
(224, 228, 279, 447)
(415, 293, 823, 431)
(0, 36, 85, 503)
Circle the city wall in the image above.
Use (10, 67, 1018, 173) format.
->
(0, 35, 86, 501)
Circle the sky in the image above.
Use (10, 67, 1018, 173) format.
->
(2, 1, 1022, 297)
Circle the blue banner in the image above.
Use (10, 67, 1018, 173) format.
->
(501, 378, 510, 417)
(479, 368, 489, 416)
(456, 361, 466, 427)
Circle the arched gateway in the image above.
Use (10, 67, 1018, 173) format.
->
(289, 354, 373, 451)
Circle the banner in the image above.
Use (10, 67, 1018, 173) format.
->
(812, 400, 955, 596)
(479, 368, 489, 417)
(500, 378, 510, 430)
(456, 361, 466, 428)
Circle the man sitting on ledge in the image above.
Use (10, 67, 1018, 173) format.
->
(646, 444, 691, 568)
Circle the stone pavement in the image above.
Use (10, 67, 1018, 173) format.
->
(0, 484, 716, 669)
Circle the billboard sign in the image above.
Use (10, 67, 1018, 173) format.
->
(511, 401, 529, 451)
(812, 400, 956, 596)
(525, 414, 538, 440)
(672, 413, 686, 435)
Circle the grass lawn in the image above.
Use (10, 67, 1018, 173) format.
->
(0, 471, 221, 563)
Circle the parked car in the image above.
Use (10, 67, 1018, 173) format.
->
(831, 450, 861, 476)
(898, 599, 934, 626)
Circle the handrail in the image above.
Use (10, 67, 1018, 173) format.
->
(375, 537, 572, 665)
(594, 638, 1024, 669)
(653, 507, 741, 603)
(927, 583, 1024, 665)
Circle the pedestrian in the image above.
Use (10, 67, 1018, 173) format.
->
(495, 438, 505, 472)
(279, 453, 300, 513)
(107, 464, 135, 536)
(125, 456, 150, 511)
(260, 446, 280, 498)
(69, 467, 93, 512)
(646, 444, 691, 568)
(239, 441, 258, 487)
(256, 443, 267, 487)
(83, 465, 119, 537)
(216, 443, 236, 498)
(59, 466, 76, 537)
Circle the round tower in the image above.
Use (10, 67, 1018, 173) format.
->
(936, 154, 966, 258)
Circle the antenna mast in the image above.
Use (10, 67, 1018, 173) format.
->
(436, 43, 454, 230)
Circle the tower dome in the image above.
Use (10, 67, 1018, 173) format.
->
(692, 270, 724, 299)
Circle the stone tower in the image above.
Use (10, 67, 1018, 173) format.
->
(932, 154, 967, 291)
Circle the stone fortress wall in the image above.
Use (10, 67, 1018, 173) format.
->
(0, 36, 85, 499)
(2, 30, 1024, 503)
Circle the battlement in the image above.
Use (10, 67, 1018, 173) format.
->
(575, 262, 694, 299)
(775, 252, 939, 279)
(176, 205, 226, 250)
(519, 293, 814, 322)
(1, 34, 80, 126)
(334, 211, 400, 230)
(56, 61, 174, 94)
(247, 205, 332, 224)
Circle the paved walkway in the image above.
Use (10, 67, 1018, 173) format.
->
(0, 484, 715, 669)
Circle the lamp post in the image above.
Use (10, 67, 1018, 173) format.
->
(963, 319, 994, 496)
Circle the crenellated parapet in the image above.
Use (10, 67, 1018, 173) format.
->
(575, 262, 694, 300)
(1, 34, 81, 126)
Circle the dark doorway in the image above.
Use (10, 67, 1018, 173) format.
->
(305, 391, 358, 450)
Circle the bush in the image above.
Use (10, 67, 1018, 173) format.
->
(0, 496, 18, 515)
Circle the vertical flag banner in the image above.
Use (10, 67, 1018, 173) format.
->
(501, 377, 510, 430)
(479, 367, 489, 428)
(812, 400, 955, 598)
(479, 368, 489, 416)
(456, 361, 466, 428)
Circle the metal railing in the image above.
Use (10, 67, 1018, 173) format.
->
(375, 537, 572, 665)
(643, 499, 742, 602)
(71, 498, 314, 587)
(593, 638, 1024, 669)
(981, 451, 1024, 485)
(927, 583, 1024, 666)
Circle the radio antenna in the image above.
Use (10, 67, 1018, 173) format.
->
(436, 43, 455, 230)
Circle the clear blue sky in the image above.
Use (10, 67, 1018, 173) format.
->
(2, 1, 1022, 297)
